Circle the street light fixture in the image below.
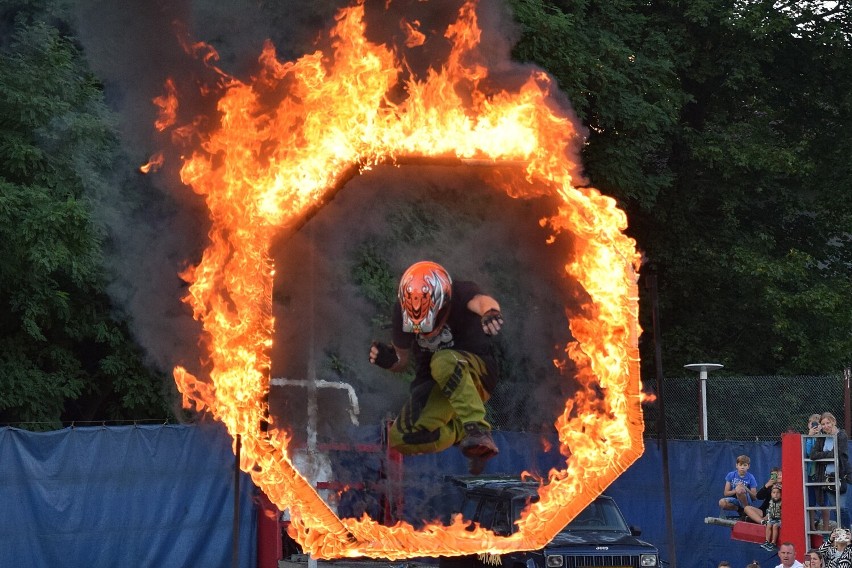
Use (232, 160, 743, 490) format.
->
(684, 363, 724, 441)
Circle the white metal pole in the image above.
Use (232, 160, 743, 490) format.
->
(685, 363, 723, 442)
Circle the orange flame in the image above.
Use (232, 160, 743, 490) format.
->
(139, 151, 164, 173)
(641, 392, 658, 403)
(153, 78, 178, 131)
(162, 0, 643, 560)
(401, 19, 426, 47)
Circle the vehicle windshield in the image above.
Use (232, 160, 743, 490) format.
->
(561, 499, 630, 532)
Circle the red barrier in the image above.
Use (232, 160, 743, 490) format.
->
(731, 521, 765, 543)
(781, 432, 807, 554)
(257, 492, 283, 568)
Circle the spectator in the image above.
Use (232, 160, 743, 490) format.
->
(776, 542, 804, 568)
(720, 454, 759, 516)
(761, 484, 782, 551)
(807, 548, 824, 568)
(817, 528, 852, 568)
(806, 414, 829, 531)
(747, 562, 761, 568)
(718, 562, 731, 568)
(810, 412, 852, 529)
(745, 467, 781, 524)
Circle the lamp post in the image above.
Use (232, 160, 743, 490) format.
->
(684, 363, 724, 441)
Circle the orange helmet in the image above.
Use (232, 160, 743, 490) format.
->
(398, 261, 452, 334)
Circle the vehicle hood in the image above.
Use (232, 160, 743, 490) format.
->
(545, 531, 654, 550)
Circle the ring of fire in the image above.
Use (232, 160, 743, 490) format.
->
(163, 0, 644, 560)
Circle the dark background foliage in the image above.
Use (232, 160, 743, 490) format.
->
(1, 0, 850, 430)
(507, 0, 852, 378)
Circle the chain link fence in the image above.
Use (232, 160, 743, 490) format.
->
(485, 372, 850, 439)
(644, 373, 849, 441)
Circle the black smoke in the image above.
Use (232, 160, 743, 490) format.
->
(72, 0, 589, 521)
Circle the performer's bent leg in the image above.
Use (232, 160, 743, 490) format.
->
(428, 350, 490, 427)
(389, 381, 462, 455)
(429, 350, 498, 473)
(389, 350, 494, 458)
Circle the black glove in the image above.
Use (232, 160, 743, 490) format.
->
(371, 341, 398, 369)
(481, 309, 503, 335)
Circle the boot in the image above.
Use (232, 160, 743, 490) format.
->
(461, 423, 498, 475)
(460, 423, 498, 474)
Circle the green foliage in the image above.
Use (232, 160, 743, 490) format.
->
(348, 242, 417, 384)
(324, 352, 351, 377)
(509, 0, 687, 208)
(2, 0, 851, 433)
(351, 241, 396, 327)
(510, 0, 852, 377)
(0, 7, 170, 427)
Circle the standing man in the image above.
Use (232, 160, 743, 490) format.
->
(776, 542, 804, 568)
(369, 261, 503, 474)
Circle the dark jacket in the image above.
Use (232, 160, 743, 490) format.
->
(754, 481, 778, 515)
(810, 427, 852, 480)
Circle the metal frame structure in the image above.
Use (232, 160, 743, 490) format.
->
(802, 433, 843, 546)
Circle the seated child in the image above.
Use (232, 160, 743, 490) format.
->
(718, 454, 758, 516)
(760, 484, 782, 551)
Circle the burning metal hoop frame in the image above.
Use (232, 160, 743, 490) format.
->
(162, 0, 644, 560)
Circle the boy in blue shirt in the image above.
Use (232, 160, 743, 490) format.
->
(719, 454, 759, 516)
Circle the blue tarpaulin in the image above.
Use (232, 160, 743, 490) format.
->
(0, 421, 811, 568)
(397, 432, 786, 568)
(0, 423, 256, 568)
(608, 439, 784, 568)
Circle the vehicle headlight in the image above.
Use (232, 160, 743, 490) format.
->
(546, 555, 564, 568)
(640, 554, 658, 567)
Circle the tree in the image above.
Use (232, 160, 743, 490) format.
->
(3, 0, 850, 430)
(509, 0, 852, 376)
(0, 9, 171, 428)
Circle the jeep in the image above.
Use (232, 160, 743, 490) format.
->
(437, 476, 660, 568)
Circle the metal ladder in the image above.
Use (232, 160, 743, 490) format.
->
(802, 433, 843, 544)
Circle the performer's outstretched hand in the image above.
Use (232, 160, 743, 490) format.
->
(370, 341, 398, 369)
(480, 309, 503, 336)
